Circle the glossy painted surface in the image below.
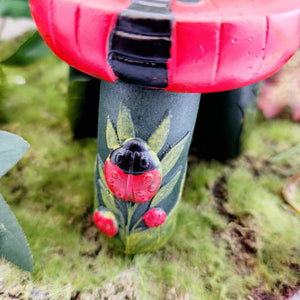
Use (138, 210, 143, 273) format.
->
(143, 208, 167, 227)
(109, 0, 173, 88)
(93, 209, 118, 238)
(30, 0, 300, 92)
(104, 159, 161, 203)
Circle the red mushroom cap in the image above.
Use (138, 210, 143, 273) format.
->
(30, 0, 300, 93)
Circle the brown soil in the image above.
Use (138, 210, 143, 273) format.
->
(212, 175, 299, 299)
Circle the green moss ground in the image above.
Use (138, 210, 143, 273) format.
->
(0, 50, 300, 299)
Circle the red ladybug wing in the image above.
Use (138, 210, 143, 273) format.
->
(132, 169, 161, 203)
(104, 159, 128, 200)
(104, 160, 161, 203)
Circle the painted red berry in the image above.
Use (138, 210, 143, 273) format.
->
(143, 208, 167, 227)
(93, 210, 118, 238)
(104, 138, 161, 203)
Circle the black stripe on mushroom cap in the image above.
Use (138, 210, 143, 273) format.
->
(108, 0, 173, 88)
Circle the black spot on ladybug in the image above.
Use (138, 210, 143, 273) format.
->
(110, 138, 158, 175)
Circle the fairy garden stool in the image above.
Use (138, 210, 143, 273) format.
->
(30, 0, 300, 254)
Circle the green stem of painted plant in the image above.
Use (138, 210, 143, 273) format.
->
(126, 203, 136, 234)
(131, 217, 143, 232)
(124, 203, 134, 253)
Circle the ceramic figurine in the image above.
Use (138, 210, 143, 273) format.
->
(30, 0, 300, 253)
(67, 71, 260, 162)
(95, 82, 199, 253)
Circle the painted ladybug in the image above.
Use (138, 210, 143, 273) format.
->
(104, 138, 161, 203)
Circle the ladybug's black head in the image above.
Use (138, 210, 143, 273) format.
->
(110, 138, 158, 175)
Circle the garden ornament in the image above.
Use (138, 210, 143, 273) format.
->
(30, 0, 300, 254)
(67, 70, 260, 162)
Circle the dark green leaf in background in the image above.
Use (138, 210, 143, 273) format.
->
(0, 0, 31, 18)
(1, 31, 52, 66)
(0, 193, 33, 272)
(0, 130, 29, 178)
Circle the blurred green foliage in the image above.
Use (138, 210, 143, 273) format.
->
(1, 31, 51, 66)
(0, 0, 31, 18)
(0, 0, 50, 66)
(0, 131, 32, 272)
(0, 66, 7, 122)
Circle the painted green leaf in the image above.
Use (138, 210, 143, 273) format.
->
(114, 198, 126, 227)
(127, 167, 187, 253)
(123, 212, 176, 254)
(106, 116, 120, 149)
(1, 31, 52, 66)
(117, 104, 135, 143)
(161, 133, 190, 177)
(148, 111, 170, 154)
(98, 179, 118, 215)
(0, 194, 33, 272)
(0, 130, 29, 178)
(97, 154, 108, 189)
(150, 169, 181, 208)
(0, 0, 31, 18)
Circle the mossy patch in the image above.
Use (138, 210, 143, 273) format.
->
(0, 48, 300, 299)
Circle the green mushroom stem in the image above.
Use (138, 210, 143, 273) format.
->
(67, 68, 260, 161)
(94, 80, 200, 253)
